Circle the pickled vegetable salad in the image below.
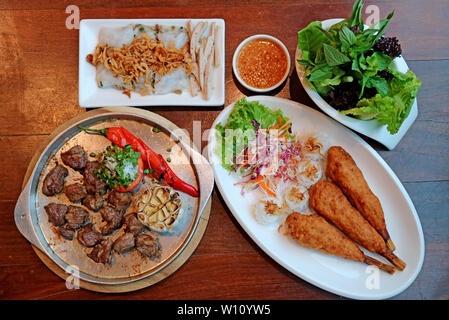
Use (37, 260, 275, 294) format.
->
(215, 98, 326, 225)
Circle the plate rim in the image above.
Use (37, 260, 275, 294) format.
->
(78, 18, 226, 108)
(207, 95, 425, 299)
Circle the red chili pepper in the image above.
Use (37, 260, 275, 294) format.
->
(78, 125, 199, 197)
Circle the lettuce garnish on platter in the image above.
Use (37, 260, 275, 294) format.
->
(215, 98, 292, 171)
(297, 0, 421, 134)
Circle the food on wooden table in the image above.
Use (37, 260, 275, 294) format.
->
(86, 21, 220, 100)
(60, 145, 89, 170)
(236, 37, 288, 89)
(309, 180, 406, 270)
(38, 126, 193, 266)
(297, 0, 421, 134)
(215, 98, 326, 225)
(83, 161, 108, 195)
(113, 232, 135, 253)
(42, 164, 69, 196)
(284, 212, 395, 274)
(64, 183, 87, 203)
(77, 223, 102, 247)
(99, 205, 123, 235)
(326, 146, 396, 251)
(88, 239, 113, 264)
(44, 203, 68, 226)
(135, 233, 161, 259)
(122, 213, 145, 235)
(135, 185, 183, 232)
(79, 125, 199, 197)
(82, 193, 105, 211)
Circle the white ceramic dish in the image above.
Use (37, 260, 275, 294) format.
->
(233, 34, 291, 92)
(208, 95, 424, 300)
(79, 19, 225, 108)
(295, 19, 418, 150)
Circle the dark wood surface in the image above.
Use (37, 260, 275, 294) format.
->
(0, 0, 448, 300)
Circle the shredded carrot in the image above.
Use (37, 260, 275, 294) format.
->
(259, 180, 276, 197)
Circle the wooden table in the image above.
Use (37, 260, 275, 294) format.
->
(0, 0, 448, 300)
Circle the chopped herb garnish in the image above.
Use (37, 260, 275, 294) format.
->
(166, 147, 172, 152)
(89, 152, 97, 157)
(166, 157, 171, 163)
(152, 126, 162, 133)
(95, 144, 141, 189)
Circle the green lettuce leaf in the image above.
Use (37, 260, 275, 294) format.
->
(297, 21, 329, 63)
(342, 69, 421, 134)
(215, 98, 290, 170)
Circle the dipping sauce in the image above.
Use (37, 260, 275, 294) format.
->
(237, 38, 288, 89)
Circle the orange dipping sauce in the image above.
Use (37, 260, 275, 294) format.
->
(237, 38, 288, 89)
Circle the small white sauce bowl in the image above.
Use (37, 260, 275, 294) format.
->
(232, 34, 291, 93)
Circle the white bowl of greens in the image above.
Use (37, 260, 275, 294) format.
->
(295, 0, 421, 150)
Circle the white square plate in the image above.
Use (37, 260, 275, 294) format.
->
(79, 19, 225, 108)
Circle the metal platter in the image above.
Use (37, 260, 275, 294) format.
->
(14, 107, 214, 285)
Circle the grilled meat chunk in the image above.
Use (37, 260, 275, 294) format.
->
(77, 223, 102, 247)
(64, 183, 87, 203)
(107, 190, 132, 213)
(100, 206, 123, 235)
(83, 161, 108, 195)
(135, 233, 161, 259)
(57, 227, 75, 240)
(88, 239, 113, 264)
(61, 145, 89, 170)
(65, 206, 89, 227)
(113, 233, 135, 253)
(42, 165, 68, 196)
(82, 193, 104, 211)
(44, 203, 68, 226)
(123, 213, 145, 235)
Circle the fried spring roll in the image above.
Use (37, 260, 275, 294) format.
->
(284, 213, 396, 274)
(326, 146, 396, 251)
(309, 181, 406, 271)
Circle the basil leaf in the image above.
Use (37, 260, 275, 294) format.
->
(298, 21, 329, 62)
(372, 11, 395, 44)
(366, 75, 389, 96)
(323, 43, 350, 66)
(308, 67, 332, 82)
(340, 26, 357, 52)
(349, 0, 364, 29)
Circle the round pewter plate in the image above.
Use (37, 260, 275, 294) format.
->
(14, 107, 214, 287)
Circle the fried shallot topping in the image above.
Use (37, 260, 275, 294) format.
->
(86, 34, 194, 97)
